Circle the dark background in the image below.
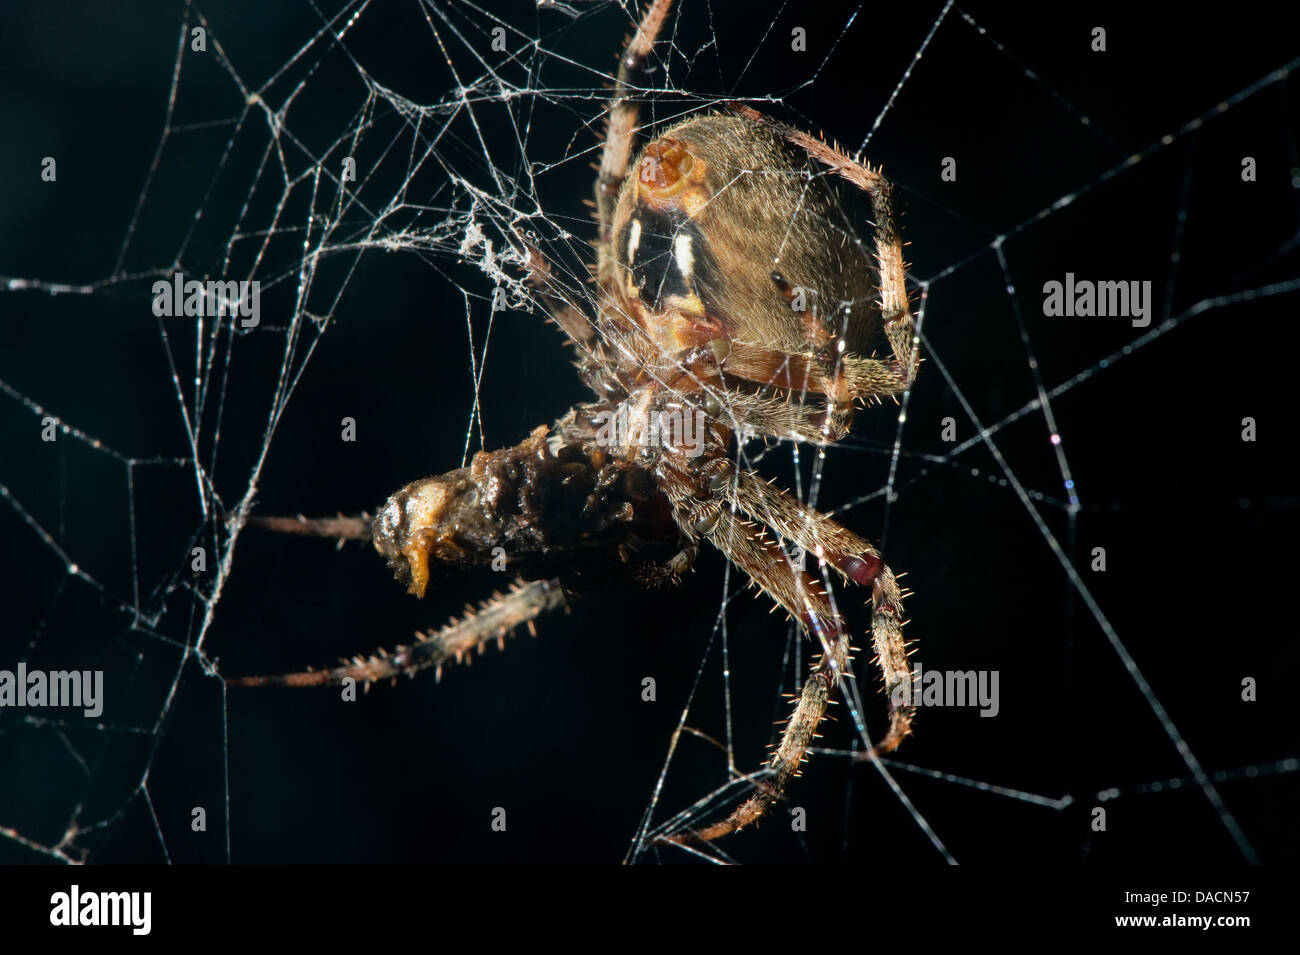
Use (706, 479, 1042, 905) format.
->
(0, 0, 1297, 865)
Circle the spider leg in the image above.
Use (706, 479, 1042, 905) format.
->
(595, 0, 675, 246)
(628, 538, 698, 587)
(510, 227, 599, 352)
(729, 103, 920, 413)
(651, 446, 914, 845)
(710, 390, 836, 444)
(701, 335, 920, 441)
(225, 578, 566, 689)
(499, 0, 675, 381)
(244, 513, 371, 542)
(659, 506, 850, 844)
(718, 346, 896, 440)
(726, 467, 914, 754)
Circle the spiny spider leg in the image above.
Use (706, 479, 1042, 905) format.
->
(718, 344, 914, 440)
(727, 467, 915, 754)
(501, 0, 676, 376)
(596, 0, 675, 246)
(652, 455, 914, 845)
(728, 103, 920, 426)
(513, 230, 599, 352)
(657, 506, 852, 845)
(713, 390, 852, 445)
(225, 578, 566, 689)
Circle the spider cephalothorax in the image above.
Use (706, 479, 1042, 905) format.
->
(233, 0, 920, 848)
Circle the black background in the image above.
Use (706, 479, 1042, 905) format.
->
(0, 0, 1297, 866)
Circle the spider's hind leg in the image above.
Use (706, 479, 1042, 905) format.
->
(727, 468, 915, 755)
(658, 497, 852, 844)
(653, 447, 916, 844)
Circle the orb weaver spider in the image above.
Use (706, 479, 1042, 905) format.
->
(231, 0, 920, 848)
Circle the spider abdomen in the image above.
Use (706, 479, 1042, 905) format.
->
(608, 113, 883, 364)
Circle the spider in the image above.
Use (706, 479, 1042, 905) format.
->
(230, 0, 920, 847)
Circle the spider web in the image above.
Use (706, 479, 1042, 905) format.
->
(1, 0, 1297, 865)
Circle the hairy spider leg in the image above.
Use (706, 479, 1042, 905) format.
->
(226, 578, 566, 689)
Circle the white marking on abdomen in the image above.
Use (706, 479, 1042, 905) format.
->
(626, 217, 642, 262)
(674, 233, 694, 282)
